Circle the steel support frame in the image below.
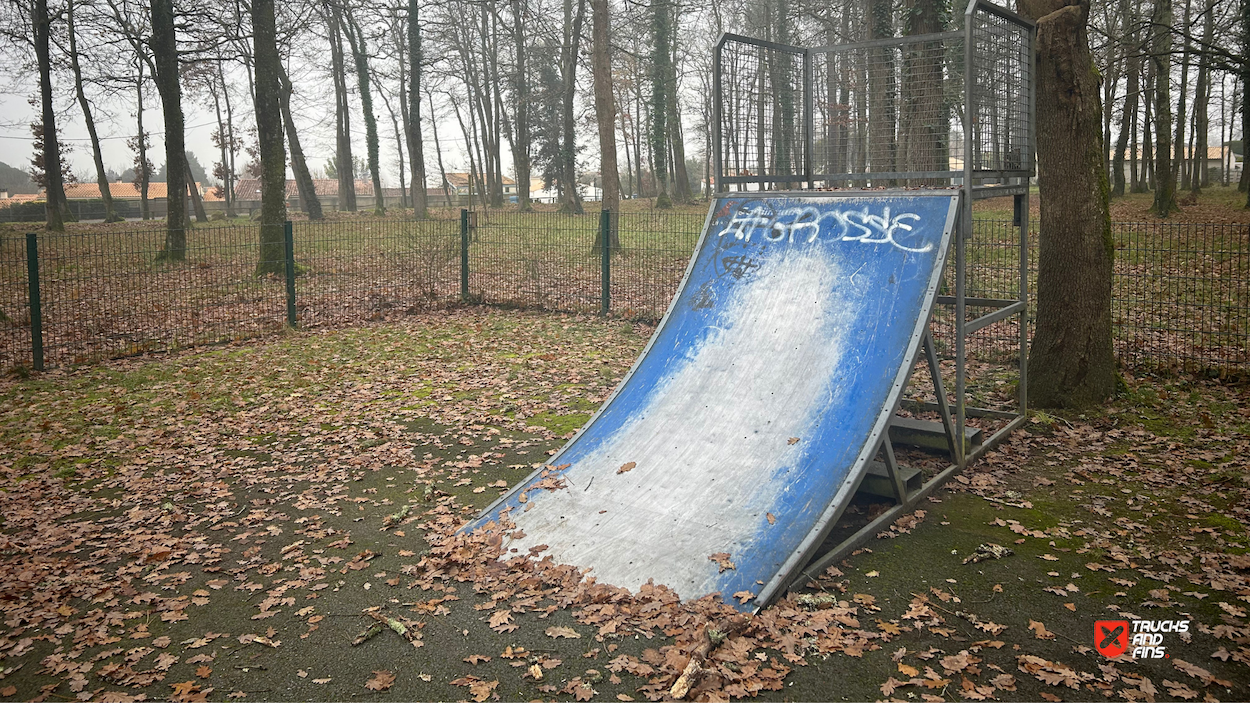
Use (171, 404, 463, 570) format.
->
(709, 0, 1035, 598)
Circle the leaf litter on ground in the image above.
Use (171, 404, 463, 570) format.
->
(0, 309, 1246, 701)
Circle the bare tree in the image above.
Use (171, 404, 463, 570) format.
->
(151, 0, 188, 257)
(668, 1, 690, 203)
(1150, 0, 1177, 216)
(342, 9, 386, 215)
(866, 0, 896, 183)
(208, 62, 239, 218)
(407, 0, 429, 217)
(1109, 0, 1138, 197)
(32, 0, 70, 230)
(66, 0, 122, 222)
(253, 0, 287, 274)
(591, 0, 620, 222)
(277, 63, 324, 220)
(651, 0, 673, 207)
(558, 0, 586, 213)
(510, 0, 532, 211)
(1191, 0, 1215, 193)
(326, 1, 357, 211)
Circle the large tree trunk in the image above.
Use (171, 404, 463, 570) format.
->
(328, 5, 356, 212)
(407, 0, 429, 218)
(151, 0, 187, 258)
(668, 7, 691, 203)
(591, 0, 619, 250)
(651, 0, 672, 208)
(278, 65, 323, 220)
(559, 0, 586, 214)
(1110, 0, 1135, 197)
(34, 0, 67, 232)
(186, 159, 207, 222)
(1150, 0, 1177, 216)
(344, 15, 385, 216)
(135, 63, 151, 220)
(252, 0, 287, 275)
(511, 0, 532, 211)
(1138, 54, 1154, 193)
(1173, 0, 1190, 191)
(767, 0, 794, 187)
(669, 99, 691, 201)
(902, 0, 946, 186)
(1241, 0, 1249, 205)
(1192, 0, 1214, 194)
(591, 0, 619, 221)
(1020, 0, 1116, 408)
(866, 0, 896, 185)
(67, 0, 121, 223)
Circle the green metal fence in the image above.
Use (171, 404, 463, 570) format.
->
(0, 211, 1246, 374)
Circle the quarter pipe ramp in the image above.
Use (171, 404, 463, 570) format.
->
(465, 192, 960, 611)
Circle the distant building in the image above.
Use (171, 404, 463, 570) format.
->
(58, 181, 207, 201)
(527, 177, 601, 204)
(442, 173, 517, 205)
(1108, 146, 1240, 182)
(0, 180, 210, 219)
(529, 178, 557, 204)
(233, 178, 453, 212)
(0, 192, 41, 204)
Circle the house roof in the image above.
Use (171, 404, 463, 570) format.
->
(444, 172, 516, 188)
(57, 181, 205, 200)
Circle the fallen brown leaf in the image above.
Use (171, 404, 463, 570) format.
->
(364, 670, 395, 692)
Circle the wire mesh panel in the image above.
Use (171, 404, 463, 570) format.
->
(1112, 222, 1249, 373)
(612, 212, 702, 320)
(0, 233, 32, 370)
(931, 218, 1250, 374)
(966, 2, 1033, 176)
(931, 218, 1031, 363)
(809, 32, 965, 187)
(468, 211, 603, 313)
(715, 35, 808, 189)
(714, 0, 1033, 190)
(32, 226, 286, 366)
(294, 218, 461, 327)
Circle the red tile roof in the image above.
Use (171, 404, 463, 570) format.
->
(58, 182, 205, 200)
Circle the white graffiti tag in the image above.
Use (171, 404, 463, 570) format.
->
(827, 207, 929, 252)
(716, 203, 775, 242)
(715, 201, 933, 253)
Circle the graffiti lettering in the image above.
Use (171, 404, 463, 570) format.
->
(716, 204, 775, 243)
(721, 256, 761, 279)
(715, 201, 933, 253)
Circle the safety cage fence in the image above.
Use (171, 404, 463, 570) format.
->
(714, 0, 1034, 191)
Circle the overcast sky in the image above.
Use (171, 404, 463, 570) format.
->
(0, 69, 485, 190)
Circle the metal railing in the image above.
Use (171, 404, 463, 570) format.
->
(0, 212, 1245, 374)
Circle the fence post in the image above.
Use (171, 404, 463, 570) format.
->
(25, 232, 44, 371)
(599, 209, 611, 315)
(460, 209, 470, 302)
(283, 220, 297, 327)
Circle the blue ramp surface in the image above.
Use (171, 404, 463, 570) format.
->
(466, 192, 958, 610)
